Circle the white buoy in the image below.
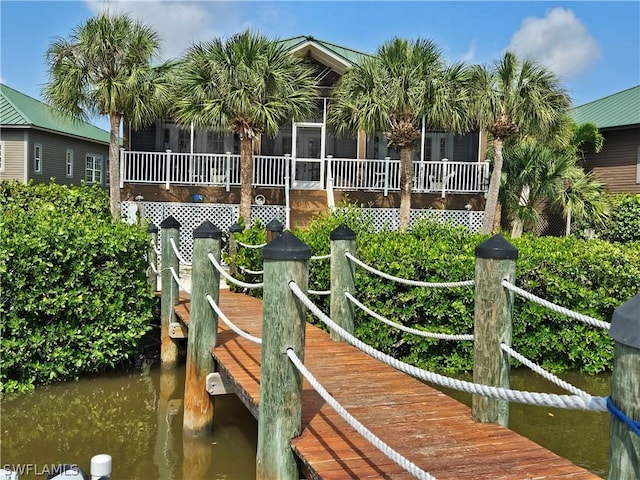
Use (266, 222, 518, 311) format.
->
(90, 455, 112, 480)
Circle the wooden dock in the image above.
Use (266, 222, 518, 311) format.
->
(174, 290, 599, 480)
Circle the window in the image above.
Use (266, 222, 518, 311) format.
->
(0, 141, 5, 173)
(66, 149, 74, 178)
(207, 131, 225, 153)
(34, 143, 42, 174)
(85, 154, 103, 184)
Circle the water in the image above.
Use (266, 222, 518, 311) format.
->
(1, 368, 610, 479)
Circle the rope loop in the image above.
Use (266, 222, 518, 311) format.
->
(208, 253, 264, 290)
(607, 396, 640, 437)
(236, 240, 267, 249)
(206, 295, 262, 344)
(169, 237, 192, 266)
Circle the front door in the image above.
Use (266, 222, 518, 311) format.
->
(292, 123, 324, 189)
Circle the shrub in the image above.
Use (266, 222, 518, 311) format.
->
(576, 193, 640, 243)
(0, 181, 155, 394)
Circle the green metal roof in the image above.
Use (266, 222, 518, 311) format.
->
(279, 35, 371, 66)
(0, 84, 110, 144)
(570, 85, 640, 129)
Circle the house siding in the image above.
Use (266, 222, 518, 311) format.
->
(25, 129, 109, 186)
(0, 129, 26, 181)
(584, 126, 640, 193)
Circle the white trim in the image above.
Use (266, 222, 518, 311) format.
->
(288, 40, 353, 75)
(636, 145, 640, 184)
(65, 149, 74, 178)
(33, 143, 42, 174)
(0, 140, 5, 173)
(85, 153, 104, 184)
(23, 131, 28, 182)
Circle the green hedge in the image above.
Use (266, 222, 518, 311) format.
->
(0, 181, 156, 394)
(576, 193, 640, 243)
(230, 209, 640, 374)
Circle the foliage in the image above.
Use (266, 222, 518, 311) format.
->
(44, 12, 172, 219)
(0, 181, 155, 394)
(576, 193, 640, 243)
(226, 207, 639, 374)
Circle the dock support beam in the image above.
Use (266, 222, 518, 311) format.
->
(147, 223, 158, 292)
(330, 224, 356, 341)
(160, 216, 181, 368)
(472, 234, 517, 426)
(256, 231, 310, 480)
(184, 221, 222, 436)
(608, 293, 640, 480)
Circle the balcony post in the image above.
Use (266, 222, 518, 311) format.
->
(383, 156, 390, 197)
(225, 151, 231, 192)
(165, 149, 172, 190)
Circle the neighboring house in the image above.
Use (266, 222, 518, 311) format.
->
(0, 83, 110, 186)
(570, 85, 640, 193)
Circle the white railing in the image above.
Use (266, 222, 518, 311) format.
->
(121, 151, 489, 195)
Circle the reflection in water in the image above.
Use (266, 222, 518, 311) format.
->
(0, 367, 257, 480)
(1, 367, 609, 479)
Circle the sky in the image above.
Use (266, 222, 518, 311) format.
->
(1, 0, 639, 132)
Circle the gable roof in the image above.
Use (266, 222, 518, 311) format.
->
(279, 35, 371, 74)
(1, 84, 110, 144)
(570, 85, 640, 129)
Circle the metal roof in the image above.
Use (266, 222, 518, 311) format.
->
(279, 35, 371, 67)
(570, 85, 640, 129)
(0, 84, 110, 144)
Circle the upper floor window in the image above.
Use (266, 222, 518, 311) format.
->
(85, 154, 103, 184)
(66, 149, 74, 178)
(34, 143, 42, 174)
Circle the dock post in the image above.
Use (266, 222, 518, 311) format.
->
(330, 224, 356, 341)
(608, 293, 640, 480)
(160, 216, 181, 368)
(265, 218, 284, 242)
(227, 221, 244, 277)
(183, 221, 222, 436)
(147, 223, 158, 293)
(472, 234, 517, 426)
(256, 231, 311, 480)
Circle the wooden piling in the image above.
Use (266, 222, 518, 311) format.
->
(472, 234, 517, 426)
(265, 218, 284, 243)
(147, 223, 158, 293)
(183, 221, 222, 436)
(608, 293, 640, 480)
(330, 224, 356, 341)
(256, 231, 310, 480)
(160, 216, 181, 368)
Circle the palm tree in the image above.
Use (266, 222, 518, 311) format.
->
(171, 31, 317, 224)
(329, 38, 471, 230)
(471, 52, 570, 234)
(556, 169, 610, 237)
(44, 13, 171, 220)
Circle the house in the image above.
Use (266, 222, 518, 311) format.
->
(570, 85, 640, 193)
(122, 36, 489, 232)
(0, 84, 110, 186)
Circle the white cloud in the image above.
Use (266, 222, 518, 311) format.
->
(85, 1, 250, 60)
(460, 39, 477, 63)
(507, 7, 601, 78)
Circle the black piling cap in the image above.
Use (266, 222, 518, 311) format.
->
(475, 234, 518, 260)
(147, 223, 158, 234)
(229, 222, 244, 234)
(193, 220, 222, 239)
(330, 224, 356, 241)
(263, 231, 311, 260)
(266, 218, 284, 232)
(610, 293, 640, 349)
(160, 215, 181, 229)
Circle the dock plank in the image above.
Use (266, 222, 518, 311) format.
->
(175, 290, 600, 480)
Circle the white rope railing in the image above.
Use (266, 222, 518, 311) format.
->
(208, 253, 264, 289)
(149, 263, 159, 276)
(289, 281, 607, 412)
(169, 238, 192, 266)
(308, 289, 331, 296)
(153, 245, 161, 256)
(169, 266, 191, 294)
(286, 348, 435, 480)
(311, 253, 331, 261)
(345, 292, 474, 341)
(345, 252, 475, 289)
(502, 280, 611, 330)
(499, 343, 590, 397)
(206, 295, 262, 344)
(236, 240, 267, 249)
(238, 265, 264, 275)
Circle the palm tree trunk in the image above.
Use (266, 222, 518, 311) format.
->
(511, 184, 530, 238)
(109, 113, 122, 222)
(481, 137, 504, 235)
(398, 146, 413, 230)
(565, 210, 572, 237)
(239, 137, 253, 225)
